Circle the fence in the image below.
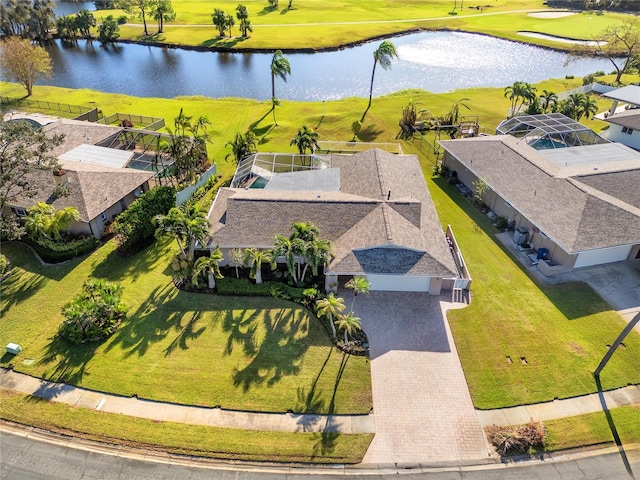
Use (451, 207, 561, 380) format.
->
(407, 128, 442, 166)
(0, 96, 97, 119)
(316, 140, 403, 154)
(556, 82, 617, 101)
(97, 113, 165, 131)
(175, 164, 218, 206)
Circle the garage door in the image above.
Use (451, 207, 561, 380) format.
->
(367, 275, 430, 292)
(574, 245, 632, 269)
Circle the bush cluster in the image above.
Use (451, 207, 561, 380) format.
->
(58, 279, 128, 344)
(0, 254, 8, 276)
(25, 235, 100, 263)
(111, 186, 175, 253)
(485, 420, 547, 456)
(216, 277, 308, 299)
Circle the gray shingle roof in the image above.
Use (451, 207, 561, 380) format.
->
(604, 109, 640, 130)
(10, 161, 154, 222)
(208, 149, 457, 277)
(440, 136, 640, 253)
(574, 169, 640, 210)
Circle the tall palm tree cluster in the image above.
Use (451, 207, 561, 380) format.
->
(211, 4, 252, 38)
(505, 81, 599, 121)
(160, 108, 211, 185)
(315, 276, 370, 347)
(24, 202, 80, 242)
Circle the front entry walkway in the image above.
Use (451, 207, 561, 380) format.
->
(351, 291, 489, 465)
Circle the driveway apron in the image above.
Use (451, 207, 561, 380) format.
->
(350, 291, 488, 464)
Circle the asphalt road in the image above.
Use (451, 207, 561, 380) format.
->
(1, 430, 638, 480)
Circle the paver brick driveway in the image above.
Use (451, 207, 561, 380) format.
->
(349, 291, 489, 465)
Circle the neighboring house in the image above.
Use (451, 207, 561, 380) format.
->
(601, 109, 640, 150)
(599, 85, 640, 151)
(207, 148, 465, 294)
(3, 118, 155, 239)
(440, 132, 640, 275)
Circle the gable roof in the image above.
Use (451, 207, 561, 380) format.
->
(440, 136, 640, 253)
(602, 85, 640, 106)
(10, 161, 154, 222)
(208, 149, 457, 277)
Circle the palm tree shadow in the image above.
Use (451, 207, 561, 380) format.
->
(232, 308, 309, 392)
(312, 352, 350, 457)
(357, 124, 383, 142)
(164, 310, 206, 357)
(594, 374, 635, 478)
(38, 335, 98, 385)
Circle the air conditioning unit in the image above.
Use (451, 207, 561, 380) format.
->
(513, 227, 529, 246)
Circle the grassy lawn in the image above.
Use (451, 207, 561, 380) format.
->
(544, 406, 640, 451)
(88, 0, 636, 50)
(2, 76, 639, 417)
(0, 390, 372, 463)
(421, 171, 640, 409)
(0, 240, 372, 414)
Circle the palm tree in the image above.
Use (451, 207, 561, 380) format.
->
(225, 13, 235, 37)
(235, 4, 252, 37)
(154, 206, 210, 261)
(289, 126, 319, 156)
(539, 90, 558, 113)
(230, 248, 244, 278)
(300, 237, 332, 283)
(504, 81, 537, 116)
(335, 311, 362, 346)
(225, 131, 257, 165)
(362, 40, 398, 121)
(316, 292, 345, 339)
(272, 234, 304, 285)
(580, 95, 599, 120)
(24, 203, 80, 241)
(24, 202, 54, 240)
(290, 221, 319, 242)
(270, 50, 291, 125)
(192, 246, 223, 289)
(48, 206, 81, 241)
(244, 248, 271, 284)
(211, 8, 227, 37)
(345, 275, 371, 310)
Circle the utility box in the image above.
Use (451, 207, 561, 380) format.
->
(5, 343, 21, 355)
(513, 227, 529, 246)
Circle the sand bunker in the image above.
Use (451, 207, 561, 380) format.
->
(528, 11, 576, 18)
(518, 31, 604, 46)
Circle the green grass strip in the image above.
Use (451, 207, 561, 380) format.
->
(0, 390, 372, 463)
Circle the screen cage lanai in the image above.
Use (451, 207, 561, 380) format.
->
(496, 113, 609, 150)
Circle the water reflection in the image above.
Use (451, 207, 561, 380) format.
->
(8, 31, 618, 101)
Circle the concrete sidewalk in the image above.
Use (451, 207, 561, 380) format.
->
(476, 384, 640, 427)
(0, 369, 374, 434)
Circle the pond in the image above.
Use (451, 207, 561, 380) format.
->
(52, 1, 95, 17)
(14, 31, 618, 101)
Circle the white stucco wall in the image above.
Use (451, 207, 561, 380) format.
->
(602, 125, 640, 150)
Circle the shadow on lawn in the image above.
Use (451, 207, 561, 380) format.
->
(91, 240, 168, 284)
(104, 282, 192, 358)
(39, 335, 98, 385)
(0, 267, 46, 313)
(231, 307, 310, 392)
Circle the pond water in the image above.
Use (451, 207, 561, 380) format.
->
(11, 28, 618, 101)
(52, 1, 95, 17)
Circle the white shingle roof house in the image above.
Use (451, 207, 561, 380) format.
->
(440, 131, 640, 275)
(207, 148, 464, 294)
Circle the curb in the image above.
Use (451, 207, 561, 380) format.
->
(3, 421, 639, 475)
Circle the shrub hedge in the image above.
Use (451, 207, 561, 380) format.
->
(216, 277, 308, 299)
(25, 235, 100, 263)
(111, 186, 175, 253)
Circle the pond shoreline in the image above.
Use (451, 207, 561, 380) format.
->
(101, 26, 588, 57)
